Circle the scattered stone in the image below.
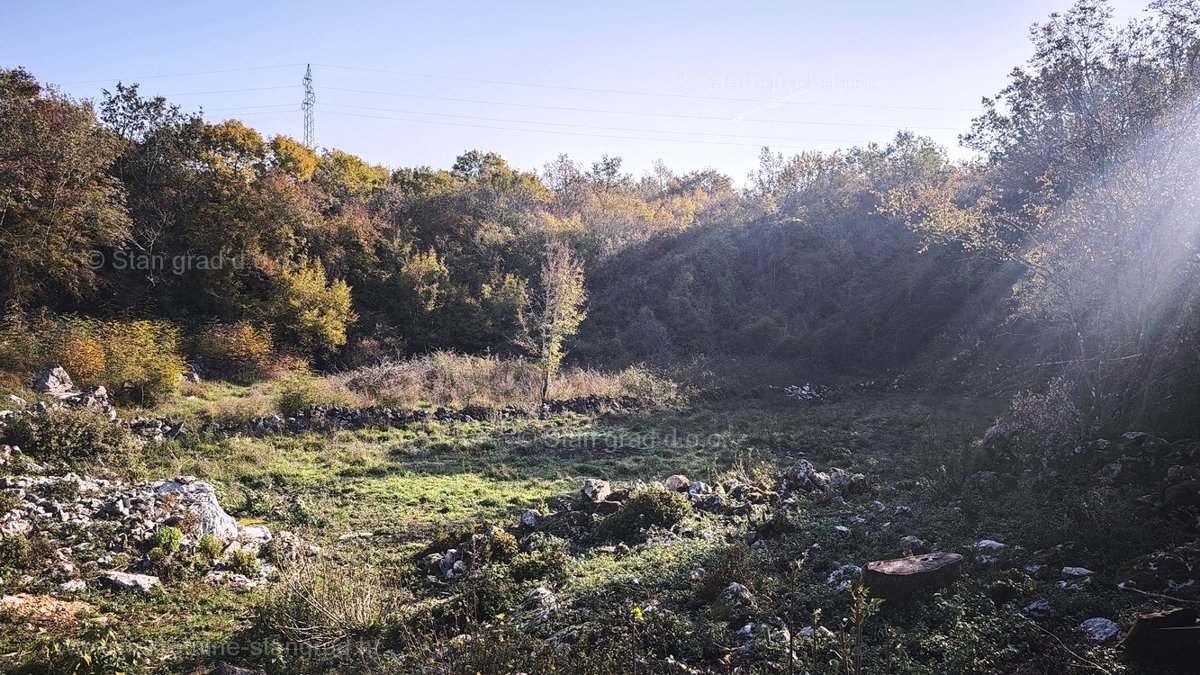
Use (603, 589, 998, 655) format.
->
(709, 582, 756, 621)
(664, 474, 690, 492)
(1062, 566, 1094, 577)
(1023, 600, 1059, 620)
(863, 552, 963, 600)
(975, 539, 1007, 551)
(1080, 617, 1121, 643)
(57, 579, 86, 593)
(827, 564, 862, 591)
(782, 459, 830, 493)
(103, 571, 160, 593)
(900, 535, 928, 555)
(520, 509, 540, 528)
(210, 664, 268, 675)
(580, 479, 611, 503)
(33, 365, 78, 398)
(828, 469, 850, 495)
(523, 587, 557, 611)
(156, 480, 239, 541)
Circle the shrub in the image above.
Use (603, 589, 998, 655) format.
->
(1005, 376, 1086, 455)
(0, 314, 186, 406)
(193, 321, 277, 383)
(0, 535, 32, 569)
(595, 487, 692, 544)
(616, 365, 678, 402)
(0, 408, 138, 462)
(197, 533, 223, 560)
(274, 371, 318, 418)
(228, 548, 262, 576)
(262, 557, 404, 652)
(96, 319, 185, 406)
(0, 491, 20, 513)
(56, 336, 106, 384)
(148, 526, 183, 554)
(471, 526, 518, 565)
(0, 534, 53, 571)
(510, 549, 569, 582)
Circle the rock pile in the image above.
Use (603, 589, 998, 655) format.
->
(0, 470, 314, 594)
(784, 384, 829, 401)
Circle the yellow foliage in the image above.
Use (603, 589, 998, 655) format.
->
(56, 337, 106, 384)
(195, 321, 276, 382)
(268, 135, 317, 181)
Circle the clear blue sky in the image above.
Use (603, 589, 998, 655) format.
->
(2, 1, 1145, 182)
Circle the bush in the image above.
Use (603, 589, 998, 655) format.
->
(148, 526, 183, 554)
(510, 549, 569, 582)
(193, 321, 277, 383)
(228, 548, 261, 576)
(97, 319, 185, 406)
(274, 371, 318, 418)
(57, 336, 106, 384)
(471, 526, 518, 565)
(616, 365, 678, 402)
(197, 533, 223, 560)
(0, 408, 138, 462)
(0, 535, 53, 571)
(595, 487, 692, 544)
(0, 313, 185, 406)
(1005, 376, 1086, 455)
(262, 557, 404, 652)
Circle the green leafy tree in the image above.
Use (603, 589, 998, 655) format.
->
(270, 256, 357, 356)
(517, 241, 587, 411)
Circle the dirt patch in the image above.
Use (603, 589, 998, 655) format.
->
(0, 593, 101, 630)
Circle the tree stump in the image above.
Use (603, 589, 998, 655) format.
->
(1119, 607, 1200, 668)
(863, 552, 963, 600)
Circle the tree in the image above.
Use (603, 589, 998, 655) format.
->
(270, 256, 357, 357)
(517, 241, 587, 413)
(0, 68, 130, 306)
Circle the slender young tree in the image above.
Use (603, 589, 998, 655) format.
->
(517, 240, 587, 415)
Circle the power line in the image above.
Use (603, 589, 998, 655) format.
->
(314, 62, 983, 113)
(161, 85, 298, 96)
(319, 109, 844, 150)
(322, 85, 967, 132)
(61, 64, 307, 86)
(318, 102, 873, 144)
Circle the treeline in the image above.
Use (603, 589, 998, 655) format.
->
(2, 0, 1200, 434)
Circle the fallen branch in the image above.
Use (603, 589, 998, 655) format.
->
(1118, 584, 1200, 605)
(1024, 616, 1114, 675)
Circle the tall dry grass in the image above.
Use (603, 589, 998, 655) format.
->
(333, 351, 677, 409)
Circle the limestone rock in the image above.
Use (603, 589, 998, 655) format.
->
(580, 479, 611, 503)
(709, 582, 755, 621)
(1080, 617, 1121, 643)
(103, 571, 160, 593)
(1023, 600, 1059, 620)
(33, 365, 79, 398)
(523, 586, 557, 610)
(783, 459, 830, 492)
(863, 552, 963, 600)
(664, 474, 690, 492)
(156, 480, 239, 541)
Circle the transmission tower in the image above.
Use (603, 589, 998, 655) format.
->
(302, 64, 315, 148)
